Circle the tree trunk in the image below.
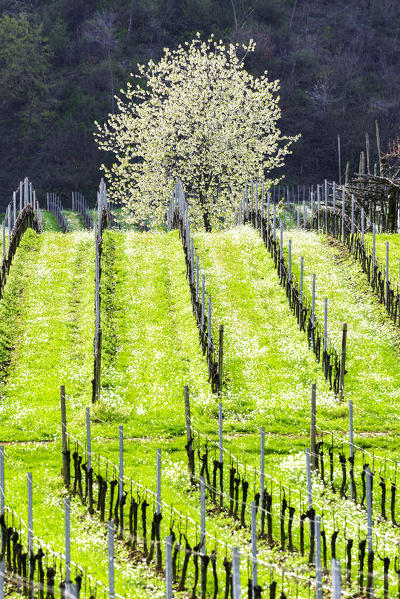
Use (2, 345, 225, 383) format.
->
(199, 190, 212, 232)
(387, 186, 398, 233)
(203, 210, 212, 232)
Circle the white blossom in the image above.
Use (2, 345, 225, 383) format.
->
(95, 34, 299, 230)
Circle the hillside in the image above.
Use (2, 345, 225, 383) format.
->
(0, 0, 399, 204)
(3, 188, 400, 596)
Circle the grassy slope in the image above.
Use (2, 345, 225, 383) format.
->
(64, 209, 85, 230)
(365, 232, 400, 283)
(193, 225, 338, 435)
(0, 231, 94, 441)
(98, 230, 214, 436)
(2, 225, 399, 596)
(283, 229, 400, 437)
(0, 230, 165, 597)
(41, 210, 61, 231)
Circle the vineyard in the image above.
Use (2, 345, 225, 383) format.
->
(1, 177, 400, 599)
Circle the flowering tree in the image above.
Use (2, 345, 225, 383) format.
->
(95, 35, 298, 230)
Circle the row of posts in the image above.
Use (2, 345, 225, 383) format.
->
(309, 387, 373, 597)
(72, 192, 93, 229)
(252, 203, 348, 400)
(46, 193, 71, 232)
(2, 178, 42, 261)
(0, 447, 90, 598)
(61, 386, 142, 598)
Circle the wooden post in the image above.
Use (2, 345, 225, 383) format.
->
(156, 448, 161, 515)
(338, 323, 347, 401)
(332, 559, 342, 599)
(208, 297, 212, 362)
(315, 516, 322, 599)
(7, 205, 11, 241)
(376, 120, 382, 177)
(361, 208, 365, 246)
(300, 257, 304, 303)
(251, 502, 257, 595)
(200, 476, 206, 556)
(305, 448, 312, 508)
(372, 224, 376, 286)
(119, 425, 124, 503)
(311, 190, 314, 221)
(311, 274, 316, 327)
(108, 520, 115, 599)
(386, 241, 389, 309)
(165, 536, 173, 599)
(218, 325, 224, 394)
(86, 407, 91, 471)
(232, 547, 241, 599)
(341, 186, 345, 242)
(260, 427, 265, 523)
(65, 497, 71, 597)
(60, 385, 70, 488)
(184, 386, 195, 483)
(349, 400, 354, 459)
(338, 134, 342, 185)
(310, 384, 317, 470)
(366, 467, 373, 554)
(333, 181, 337, 238)
(2, 222, 5, 263)
(218, 402, 223, 509)
(273, 203, 276, 242)
(27, 473, 33, 557)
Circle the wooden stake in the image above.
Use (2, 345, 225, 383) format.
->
(218, 325, 224, 394)
(60, 386, 70, 488)
(338, 324, 347, 401)
(376, 120, 382, 176)
(184, 386, 195, 482)
(366, 132, 371, 175)
(310, 384, 317, 470)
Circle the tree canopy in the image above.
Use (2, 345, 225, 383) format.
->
(95, 35, 297, 229)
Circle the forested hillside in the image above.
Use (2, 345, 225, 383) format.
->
(1, 0, 399, 206)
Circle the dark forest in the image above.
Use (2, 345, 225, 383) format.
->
(0, 0, 399, 206)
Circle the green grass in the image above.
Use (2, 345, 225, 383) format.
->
(365, 232, 400, 284)
(193, 225, 339, 435)
(282, 229, 400, 435)
(3, 223, 400, 597)
(0, 231, 95, 441)
(64, 210, 85, 231)
(97, 230, 214, 436)
(41, 210, 61, 232)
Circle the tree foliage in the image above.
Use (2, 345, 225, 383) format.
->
(95, 35, 297, 230)
(0, 1, 400, 204)
(0, 14, 51, 126)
